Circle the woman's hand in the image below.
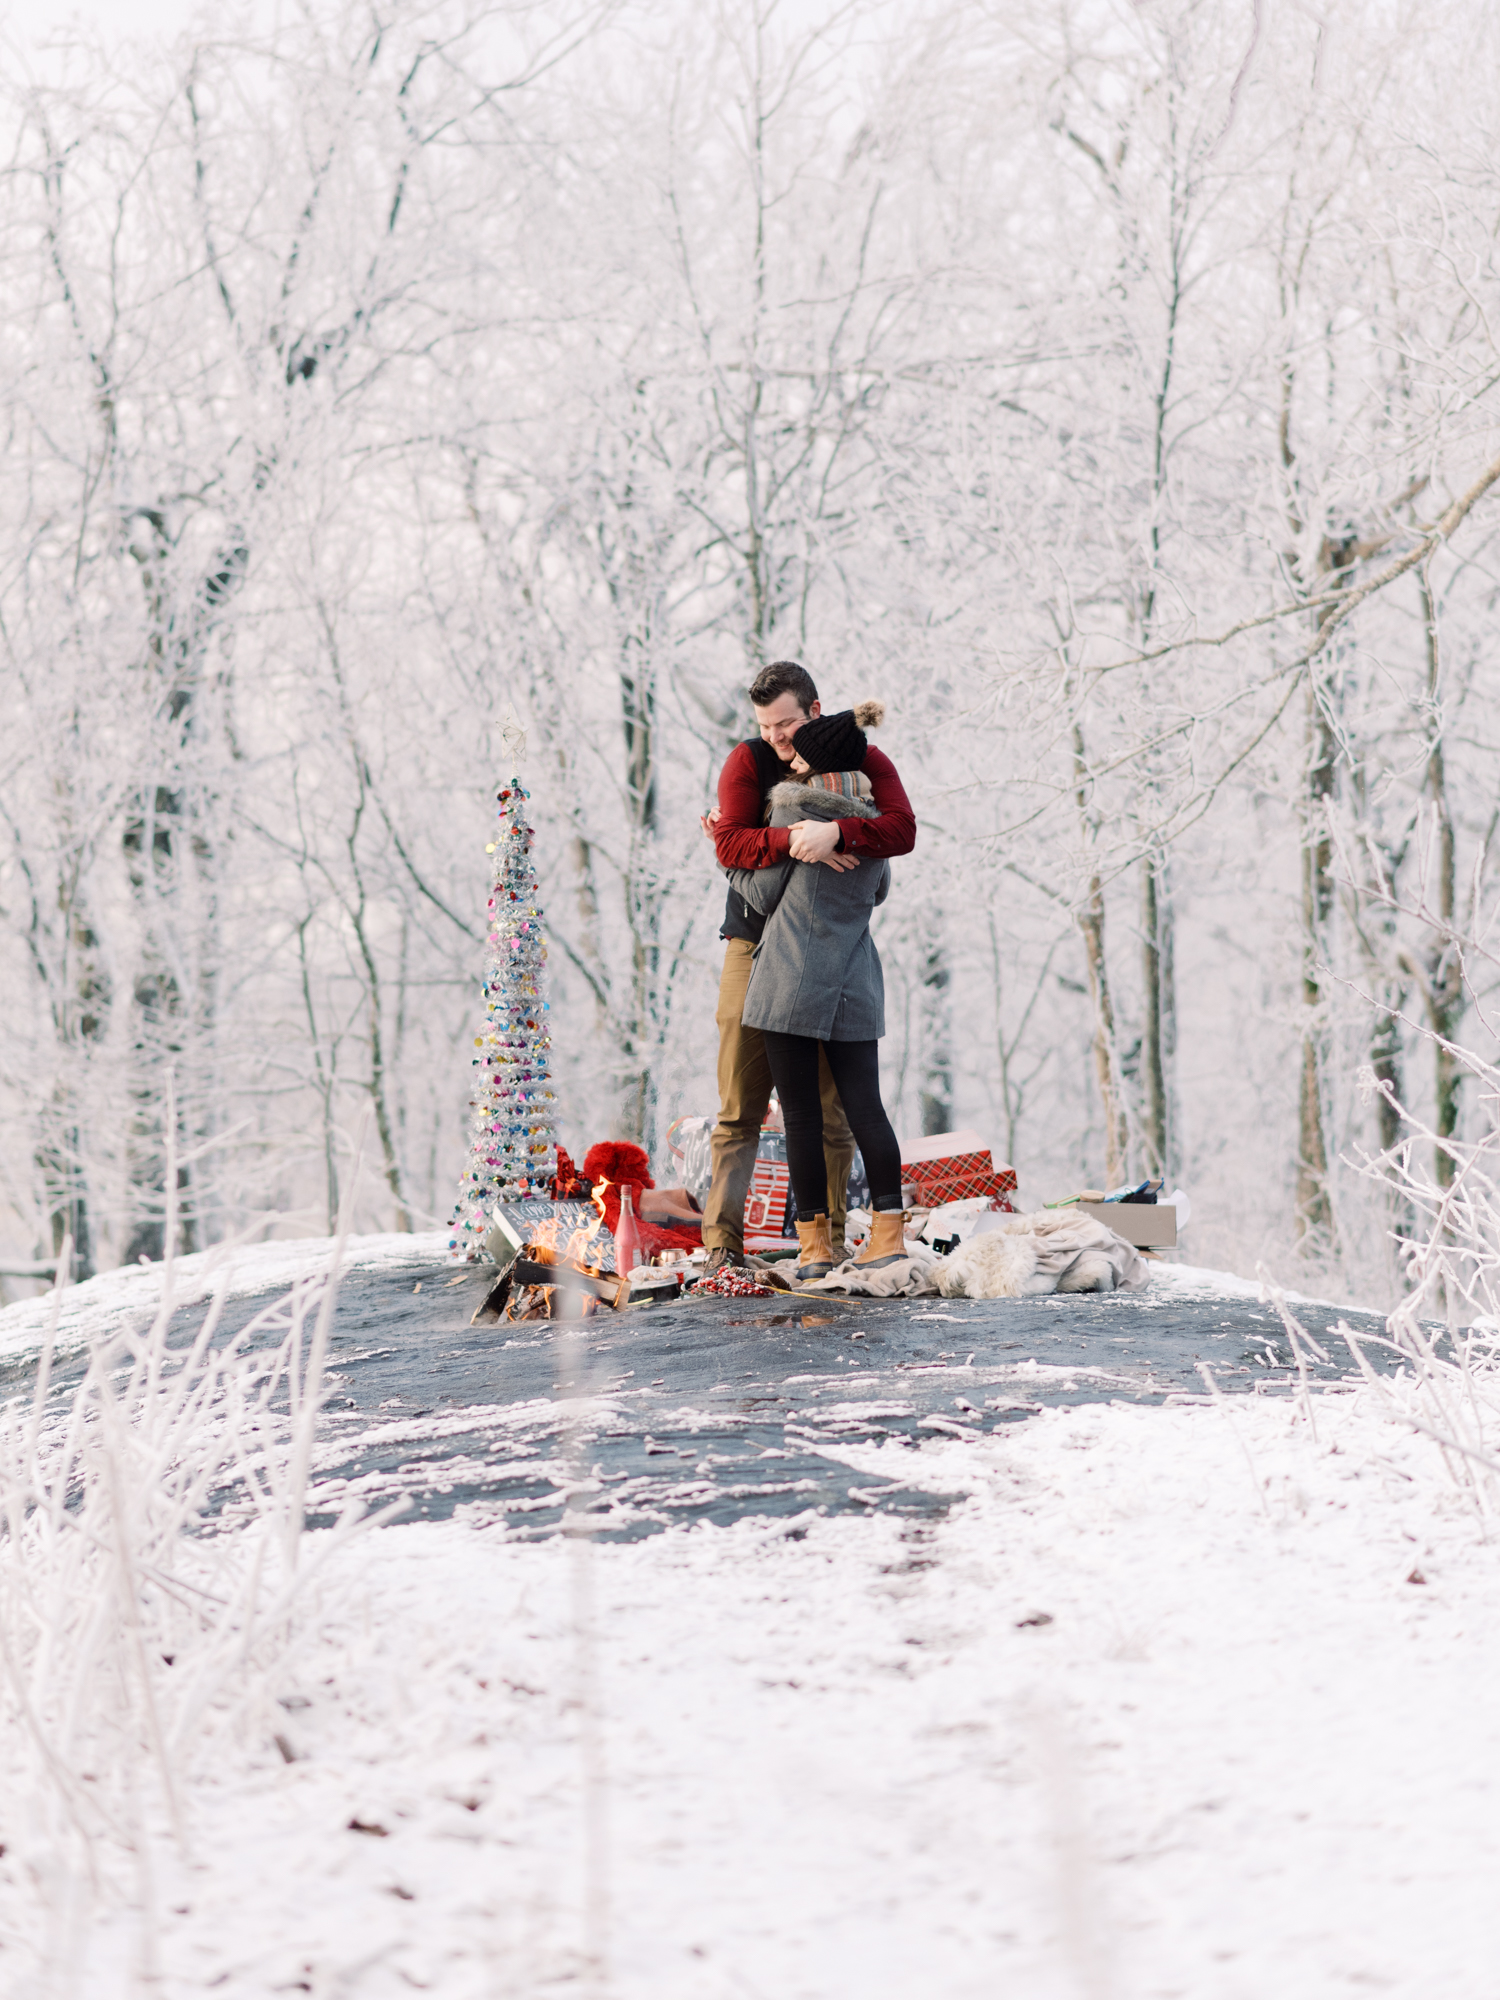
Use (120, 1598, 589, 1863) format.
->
(788, 819, 858, 870)
(699, 806, 722, 839)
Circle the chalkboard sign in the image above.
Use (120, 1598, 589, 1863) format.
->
(483, 1199, 614, 1273)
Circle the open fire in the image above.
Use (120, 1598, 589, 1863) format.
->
(472, 1177, 642, 1323)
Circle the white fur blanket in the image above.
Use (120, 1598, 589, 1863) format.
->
(800, 1209, 1148, 1299)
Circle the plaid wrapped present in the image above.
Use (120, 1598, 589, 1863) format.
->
(899, 1131, 1017, 1209)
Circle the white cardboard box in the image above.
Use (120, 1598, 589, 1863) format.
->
(1077, 1201, 1178, 1248)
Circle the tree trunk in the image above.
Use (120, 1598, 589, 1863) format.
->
(1296, 670, 1337, 1245)
(120, 964, 191, 1265)
(122, 777, 196, 1262)
(1134, 227, 1181, 1191)
(120, 508, 246, 1259)
(344, 786, 412, 1233)
(1295, 533, 1356, 1249)
(617, 629, 660, 1150)
(42, 888, 109, 1279)
(918, 916, 953, 1136)
(1368, 1005, 1405, 1157)
(1350, 809, 1410, 1249)
(1140, 843, 1176, 1180)
(1074, 724, 1128, 1187)
(1419, 569, 1464, 1188)
(46, 1124, 94, 1280)
(295, 906, 341, 1235)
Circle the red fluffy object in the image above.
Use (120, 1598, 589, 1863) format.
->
(578, 1141, 698, 1254)
(582, 1140, 654, 1192)
(584, 1139, 650, 1237)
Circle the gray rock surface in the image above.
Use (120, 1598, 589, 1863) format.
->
(168, 1254, 1398, 1540)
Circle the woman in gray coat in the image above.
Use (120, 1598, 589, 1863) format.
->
(723, 708, 909, 1278)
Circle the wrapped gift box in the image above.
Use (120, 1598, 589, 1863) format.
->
(899, 1129, 1016, 1209)
(744, 1158, 791, 1245)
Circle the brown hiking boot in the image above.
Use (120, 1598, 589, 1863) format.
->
(701, 1246, 743, 1280)
(854, 1210, 908, 1268)
(794, 1214, 836, 1281)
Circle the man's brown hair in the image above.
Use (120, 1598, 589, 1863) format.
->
(747, 660, 819, 713)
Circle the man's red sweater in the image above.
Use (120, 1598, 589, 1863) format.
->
(712, 741, 917, 870)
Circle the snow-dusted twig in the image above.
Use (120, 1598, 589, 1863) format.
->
(1258, 1266, 1329, 1443)
(1195, 1362, 1272, 1519)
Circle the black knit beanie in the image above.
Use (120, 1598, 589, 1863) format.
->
(791, 709, 867, 773)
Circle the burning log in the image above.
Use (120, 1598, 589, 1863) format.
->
(511, 1256, 631, 1308)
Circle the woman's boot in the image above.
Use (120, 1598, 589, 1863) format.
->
(795, 1214, 836, 1280)
(854, 1209, 908, 1268)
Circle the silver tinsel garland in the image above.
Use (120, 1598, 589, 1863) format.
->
(449, 776, 557, 1254)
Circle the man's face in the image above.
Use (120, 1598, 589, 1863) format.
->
(753, 693, 820, 761)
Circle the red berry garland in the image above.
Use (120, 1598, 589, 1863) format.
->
(688, 1266, 775, 1299)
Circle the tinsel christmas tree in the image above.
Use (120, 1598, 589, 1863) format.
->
(449, 771, 557, 1254)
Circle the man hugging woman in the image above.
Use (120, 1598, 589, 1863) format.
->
(721, 700, 910, 1281)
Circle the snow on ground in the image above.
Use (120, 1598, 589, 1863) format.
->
(0, 1230, 455, 1364)
(1143, 1258, 1381, 1316)
(10, 1371, 1498, 1998)
(5, 1246, 1495, 1996)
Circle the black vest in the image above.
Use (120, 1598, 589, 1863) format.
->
(719, 738, 789, 944)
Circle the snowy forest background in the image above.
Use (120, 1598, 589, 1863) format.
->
(3, 0, 1499, 1301)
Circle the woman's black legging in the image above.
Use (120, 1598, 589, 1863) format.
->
(759, 1031, 904, 1216)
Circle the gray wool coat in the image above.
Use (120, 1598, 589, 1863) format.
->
(724, 781, 891, 1041)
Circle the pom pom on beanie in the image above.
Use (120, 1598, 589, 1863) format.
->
(852, 700, 885, 729)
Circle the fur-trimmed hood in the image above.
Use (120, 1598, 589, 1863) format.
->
(767, 780, 879, 822)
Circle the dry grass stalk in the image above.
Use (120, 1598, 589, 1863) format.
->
(0, 1115, 393, 1983)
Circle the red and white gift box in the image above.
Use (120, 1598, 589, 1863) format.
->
(899, 1130, 1016, 1209)
(744, 1157, 791, 1245)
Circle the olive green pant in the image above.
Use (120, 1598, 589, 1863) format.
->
(701, 938, 856, 1254)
